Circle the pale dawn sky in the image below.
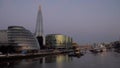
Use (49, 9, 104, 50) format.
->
(0, 0, 120, 44)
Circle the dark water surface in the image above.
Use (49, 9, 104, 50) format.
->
(0, 51, 120, 68)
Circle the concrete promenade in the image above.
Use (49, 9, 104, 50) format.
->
(0, 49, 73, 60)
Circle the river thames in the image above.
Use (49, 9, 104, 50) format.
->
(0, 51, 120, 68)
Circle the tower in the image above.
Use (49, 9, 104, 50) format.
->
(35, 5, 44, 49)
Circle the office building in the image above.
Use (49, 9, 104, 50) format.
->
(0, 30, 8, 43)
(8, 26, 40, 52)
(45, 34, 72, 49)
(0, 26, 40, 53)
(35, 5, 44, 49)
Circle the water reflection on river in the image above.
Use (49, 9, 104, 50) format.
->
(0, 51, 120, 68)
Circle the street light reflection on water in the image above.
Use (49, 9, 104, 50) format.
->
(0, 51, 120, 68)
(0, 54, 73, 68)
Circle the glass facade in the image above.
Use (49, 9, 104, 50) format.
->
(46, 34, 72, 49)
(8, 26, 40, 52)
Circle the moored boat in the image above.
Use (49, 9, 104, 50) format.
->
(90, 43, 106, 53)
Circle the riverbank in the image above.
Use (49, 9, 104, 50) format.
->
(0, 51, 120, 68)
(0, 49, 74, 60)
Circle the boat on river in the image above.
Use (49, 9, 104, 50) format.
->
(68, 49, 84, 58)
(90, 44, 106, 53)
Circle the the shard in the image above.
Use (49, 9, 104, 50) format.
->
(35, 5, 44, 49)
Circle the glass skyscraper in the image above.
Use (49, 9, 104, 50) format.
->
(35, 5, 44, 49)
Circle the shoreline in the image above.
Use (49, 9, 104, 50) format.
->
(0, 50, 73, 60)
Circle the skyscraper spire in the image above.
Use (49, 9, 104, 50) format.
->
(39, 5, 42, 11)
(35, 5, 44, 49)
(35, 5, 43, 37)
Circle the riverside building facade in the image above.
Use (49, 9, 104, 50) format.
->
(8, 26, 40, 53)
(0, 26, 40, 54)
(45, 34, 73, 49)
(0, 30, 8, 44)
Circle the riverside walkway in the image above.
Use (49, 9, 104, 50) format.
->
(0, 49, 73, 60)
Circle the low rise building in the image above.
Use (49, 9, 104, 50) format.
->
(0, 30, 8, 44)
(45, 34, 72, 49)
(0, 26, 40, 54)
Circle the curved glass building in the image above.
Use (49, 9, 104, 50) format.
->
(45, 34, 72, 49)
(8, 26, 40, 53)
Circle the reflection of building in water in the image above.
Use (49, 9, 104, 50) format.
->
(56, 54, 72, 63)
(45, 34, 73, 49)
(45, 55, 56, 63)
(0, 55, 72, 67)
(44, 54, 72, 63)
(0, 59, 22, 68)
(39, 58, 44, 64)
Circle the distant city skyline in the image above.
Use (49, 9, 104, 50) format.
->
(0, 0, 120, 44)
